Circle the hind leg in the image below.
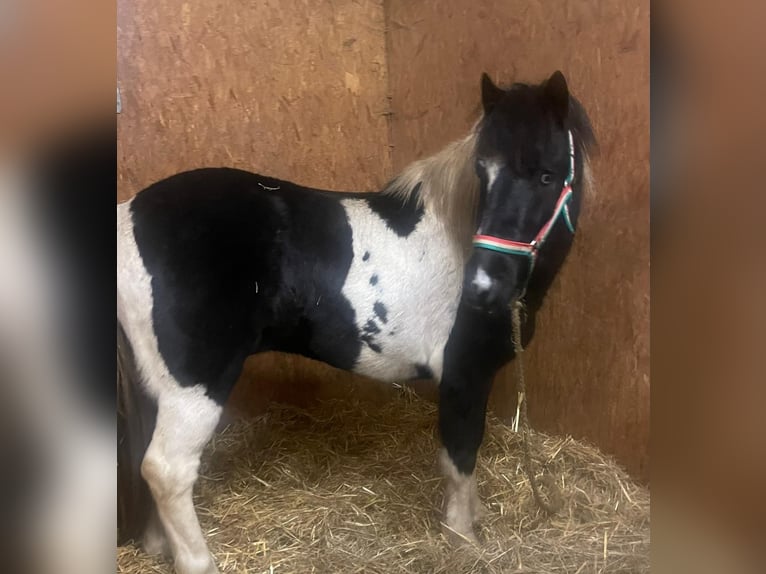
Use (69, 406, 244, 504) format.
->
(142, 504, 171, 557)
(141, 386, 222, 574)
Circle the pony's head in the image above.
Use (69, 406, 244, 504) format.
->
(463, 70, 595, 312)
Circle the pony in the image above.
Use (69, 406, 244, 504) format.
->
(117, 70, 596, 574)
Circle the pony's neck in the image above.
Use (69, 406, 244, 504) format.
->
(383, 124, 481, 257)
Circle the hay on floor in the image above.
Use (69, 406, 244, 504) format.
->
(117, 389, 649, 573)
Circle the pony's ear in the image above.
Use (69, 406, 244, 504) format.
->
(481, 73, 504, 114)
(544, 70, 569, 123)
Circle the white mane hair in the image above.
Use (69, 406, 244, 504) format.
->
(382, 123, 482, 255)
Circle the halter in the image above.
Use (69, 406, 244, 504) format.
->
(472, 130, 576, 274)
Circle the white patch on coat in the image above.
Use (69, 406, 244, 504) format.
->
(141, 384, 222, 574)
(439, 448, 482, 543)
(471, 266, 493, 293)
(340, 199, 464, 382)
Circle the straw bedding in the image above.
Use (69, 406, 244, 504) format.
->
(117, 388, 649, 573)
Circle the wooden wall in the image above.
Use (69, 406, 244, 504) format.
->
(385, 0, 650, 480)
(118, 0, 391, 201)
(118, 0, 649, 480)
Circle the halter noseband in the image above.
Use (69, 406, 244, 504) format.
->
(472, 130, 576, 269)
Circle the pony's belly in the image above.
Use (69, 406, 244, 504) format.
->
(354, 326, 456, 382)
(351, 353, 424, 382)
(344, 284, 462, 384)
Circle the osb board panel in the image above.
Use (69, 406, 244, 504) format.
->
(117, 0, 392, 407)
(386, 0, 649, 480)
(117, 0, 390, 201)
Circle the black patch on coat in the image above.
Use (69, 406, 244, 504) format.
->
(360, 319, 382, 353)
(369, 274, 379, 286)
(362, 251, 370, 261)
(363, 319, 381, 335)
(414, 364, 433, 380)
(129, 168, 364, 404)
(373, 301, 388, 323)
(364, 182, 424, 237)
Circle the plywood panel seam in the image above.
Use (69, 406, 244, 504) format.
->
(382, 0, 396, 181)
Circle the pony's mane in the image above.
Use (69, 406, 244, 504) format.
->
(568, 93, 598, 200)
(382, 90, 597, 255)
(382, 123, 481, 253)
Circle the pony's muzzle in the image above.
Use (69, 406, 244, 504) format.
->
(462, 252, 520, 312)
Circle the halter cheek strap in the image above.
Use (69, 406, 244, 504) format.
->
(472, 130, 576, 270)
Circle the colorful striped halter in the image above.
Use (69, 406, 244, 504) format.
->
(472, 130, 576, 272)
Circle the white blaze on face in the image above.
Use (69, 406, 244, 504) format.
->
(484, 160, 502, 191)
(471, 266, 493, 293)
(476, 158, 503, 235)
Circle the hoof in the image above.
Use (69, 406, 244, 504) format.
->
(175, 553, 219, 574)
(471, 499, 489, 522)
(442, 522, 480, 547)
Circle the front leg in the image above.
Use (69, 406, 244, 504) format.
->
(438, 433, 487, 544)
(438, 302, 512, 543)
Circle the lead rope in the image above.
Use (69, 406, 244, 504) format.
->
(510, 301, 563, 516)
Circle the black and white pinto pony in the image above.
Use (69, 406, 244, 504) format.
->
(117, 71, 595, 574)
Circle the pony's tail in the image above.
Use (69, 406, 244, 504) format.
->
(117, 320, 157, 545)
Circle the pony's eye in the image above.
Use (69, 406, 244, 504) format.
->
(540, 173, 554, 185)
